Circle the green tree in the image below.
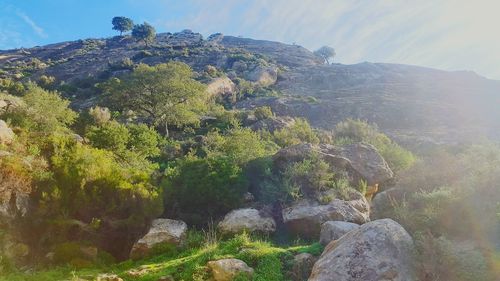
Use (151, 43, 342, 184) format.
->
(101, 62, 207, 137)
(314, 46, 336, 64)
(111, 16, 134, 35)
(132, 22, 156, 46)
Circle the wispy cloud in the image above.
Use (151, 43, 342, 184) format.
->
(17, 11, 47, 38)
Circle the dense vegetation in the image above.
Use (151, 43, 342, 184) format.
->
(0, 51, 498, 281)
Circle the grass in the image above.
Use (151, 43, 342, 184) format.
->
(0, 233, 323, 281)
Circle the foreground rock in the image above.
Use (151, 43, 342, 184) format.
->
(0, 120, 15, 144)
(309, 219, 415, 281)
(319, 221, 359, 246)
(219, 208, 276, 235)
(290, 253, 317, 281)
(282, 199, 369, 239)
(207, 258, 254, 281)
(273, 143, 393, 186)
(130, 219, 187, 259)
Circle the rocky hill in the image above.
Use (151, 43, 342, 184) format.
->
(1, 30, 500, 146)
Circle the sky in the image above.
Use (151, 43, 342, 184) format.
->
(1, 0, 499, 80)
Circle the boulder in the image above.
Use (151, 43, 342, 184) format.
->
(219, 208, 276, 235)
(309, 219, 416, 281)
(273, 143, 393, 186)
(0, 120, 15, 144)
(290, 253, 317, 281)
(250, 116, 296, 133)
(282, 199, 369, 239)
(319, 221, 359, 246)
(207, 258, 254, 281)
(206, 77, 236, 98)
(130, 219, 187, 259)
(245, 66, 278, 86)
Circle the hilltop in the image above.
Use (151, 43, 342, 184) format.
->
(2, 30, 500, 147)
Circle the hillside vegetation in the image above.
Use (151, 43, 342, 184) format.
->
(0, 28, 499, 281)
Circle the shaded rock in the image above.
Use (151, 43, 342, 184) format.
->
(130, 219, 187, 259)
(282, 199, 369, 239)
(243, 192, 255, 203)
(371, 188, 409, 219)
(207, 258, 254, 281)
(290, 253, 317, 281)
(309, 219, 415, 281)
(0, 120, 15, 144)
(319, 221, 359, 246)
(273, 143, 393, 186)
(206, 77, 236, 97)
(245, 66, 278, 86)
(249, 116, 295, 133)
(219, 208, 276, 235)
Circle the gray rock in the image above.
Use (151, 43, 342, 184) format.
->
(205, 77, 236, 97)
(319, 221, 359, 246)
(130, 219, 187, 259)
(219, 208, 276, 235)
(282, 199, 369, 239)
(290, 253, 317, 281)
(207, 258, 254, 281)
(0, 120, 15, 144)
(249, 116, 296, 133)
(309, 219, 416, 281)
(245, 66, 278, 86)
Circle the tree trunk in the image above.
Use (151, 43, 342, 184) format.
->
(164, 120, 169, 138)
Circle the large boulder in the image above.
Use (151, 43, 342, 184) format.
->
(207, 258, 254, 281)
(273, 143, 393, 186)
(371, 188, 409, 219)
(219, 208, 276, 235)
(245, 66, 278, 86)
(0, 120, 15, 144)
(130, 219, 187, 259)
(319, 221, 359, 246)
(282, 199, 369, 239)
(309, 219, 416, 281)
(206, 77, 236, 98)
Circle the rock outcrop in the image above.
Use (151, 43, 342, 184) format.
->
(249, 116, 295, 133)
(207, 258, 254, 281)
(290, 253, 317, 281)
(319, 221, 359, 246)
(245, 65, 278, 86)
(0, 120, 15, 144)
(130, 219, 187, 259)
(309, 219, 416, 281)
(273, 143, 394, 186)
(218, 208, 276, 235)
(206, 77, 236, 98)
(282, 199, 369, 239)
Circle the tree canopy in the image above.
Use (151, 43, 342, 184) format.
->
(314, 46, 336, 64)
(132, 22, 156, 46)
(111, 16, 134, 35)
(101, 62, 207, 136)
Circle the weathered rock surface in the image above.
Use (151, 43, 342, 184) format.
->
(273, 143, 393, 186)
(249, 116, 295, 132)
(0, 120, 15, 144)
(309, 219, 415, 281)
(207, 258, 254, 281)
(96, 274, 123, 281)
(282, 199, 369, 239)
(319, 221, 359, 246)
(245, 65, 278, 86)
(218, 208, 276, 235)
(206, 77, 236, 97)
(290, 253, 317, 281)
(130, 219, 187, 259)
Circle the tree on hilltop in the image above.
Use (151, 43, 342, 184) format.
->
(112, 16, 134, 35)
(132, 22, 156, 46)
(314, 46, 336, 64)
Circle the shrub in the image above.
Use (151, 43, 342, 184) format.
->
(254, 106, 273, 120)
(273, 119, 319, 147)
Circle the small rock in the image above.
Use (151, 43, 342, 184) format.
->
(319, 221, 359, 246)
(0, 120, 15, 144)
(96, 274, 123, 281)
(157, 276, 174, 281)
(219, 208, 276, 235)
(207, 258, 254, 281)
(130, 218, 187, 259)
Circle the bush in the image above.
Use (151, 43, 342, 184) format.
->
(272, 119, 319, 147)
(254, 106, 273, 120)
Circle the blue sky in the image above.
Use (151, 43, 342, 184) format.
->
(1, 0, 499, 79)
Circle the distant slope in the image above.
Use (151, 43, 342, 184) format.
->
(1, 31, 500, 145)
